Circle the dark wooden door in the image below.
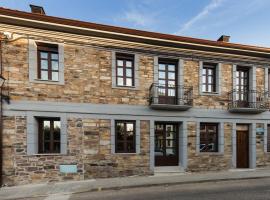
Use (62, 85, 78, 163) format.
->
(155, 123, 178, 166)
(158, 61, 177, 105)
(236, 130, 249, 168)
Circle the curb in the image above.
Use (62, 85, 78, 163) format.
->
(5, 175, 270, 200)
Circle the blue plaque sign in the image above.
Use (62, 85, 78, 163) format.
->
(59, 165, 77, 173)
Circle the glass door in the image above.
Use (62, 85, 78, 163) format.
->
(155, 123, 178, 166)
(158, 61, 177, 104)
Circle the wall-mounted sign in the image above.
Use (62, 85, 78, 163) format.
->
(59, 165, 77, 173)
(256, 128, 264, 135)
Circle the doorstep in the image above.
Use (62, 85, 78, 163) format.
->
(154, 166, 185, 176)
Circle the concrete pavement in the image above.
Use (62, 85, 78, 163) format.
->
(1, 168, 270, 200)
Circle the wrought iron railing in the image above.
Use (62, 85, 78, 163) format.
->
(228, 89, 269, 110)
(149, 83, 193, 106)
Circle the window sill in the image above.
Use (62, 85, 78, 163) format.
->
(113, 152, 138, 155)
(29, 153, 66, 156)
(31, 79, 64, 85)
(200, 92, 220, 96)
(112, 85, 139, 90)
(196, 152, 224, 156)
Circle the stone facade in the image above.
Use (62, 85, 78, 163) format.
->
(2, 116, 151, 185)
(187, 122, 232, 172)
(1, 9, 270, 187)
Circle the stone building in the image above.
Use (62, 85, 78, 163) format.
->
(0, 5, 270, 186)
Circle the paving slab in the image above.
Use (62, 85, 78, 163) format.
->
(1, 169, 270, 200)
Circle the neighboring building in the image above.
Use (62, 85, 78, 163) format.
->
(0, 5, 270, 186)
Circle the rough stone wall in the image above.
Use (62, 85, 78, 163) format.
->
(187, 122, 232, 172)
(83, 119, 151, 178)
(183, 61, 232, 110)
(2, 116, 151, 186)
(3, 38, 265, 109)
(256, 67, 265, 92)
(2, 39, 154, 106)
(2, 116, 16, 186)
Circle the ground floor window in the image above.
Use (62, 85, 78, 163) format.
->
(37, 117, 61, 154)
(200, 123, 218, 152)
(115, 120, 136, 153)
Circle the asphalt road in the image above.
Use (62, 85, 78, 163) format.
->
(35, 178, 270, 200)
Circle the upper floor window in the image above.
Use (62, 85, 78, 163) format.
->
(37, 42, 59, 81)
(236, 67, 249, 101)
(115, 120, 136, 153)
(116, 53, 134, 87)
(202, 63, 216, 93)
(200, 123, 218, 152)
(38, 117, 61, 154)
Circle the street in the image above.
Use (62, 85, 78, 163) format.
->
(31, 178, 270, 200)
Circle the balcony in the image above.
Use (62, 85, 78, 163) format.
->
(228, 89, 269, 113)
(149, 83, 193, 110)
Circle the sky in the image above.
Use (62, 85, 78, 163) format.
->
(1, 0, 270, 47)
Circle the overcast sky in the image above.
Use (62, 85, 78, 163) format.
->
(1, 0, 270, 47)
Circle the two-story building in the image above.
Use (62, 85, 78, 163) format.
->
(1, 5, 270, 186)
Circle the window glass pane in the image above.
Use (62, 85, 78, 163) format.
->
(200, 124, 218, 152)
(208, 85, 212, 92)
(168, 81, 175, 87)
(158, 88, 165, 96)
(40, 52, 48, 59)
(208, 69, 213, 75)
(126, 61, 132, 67)
(168, 89, 175, 96)
(127, 142, 135, 152)
(117, 130, 124, 140)
(43, 121, 50, 140)
(51, 61, 59, 70)
(202, 68, 206, 75)
(52, 72, 59, 81)
(126, 123, 134, 131)
(41, 70, 48, 80)
(126, 68, 132, 77)
(202, 85, 206, 92)
(126, 132, 134, 141)
(168, 65, 175, 71)
(116, 122, 124, 132)
(41, 60, 48, 69)
(51, 53, 58, 60)
(126, 78, 132, 86)
(53, 121, 61, 140)
(116, 142, 124, 152)
(202, 75, 206, 84)
(208, 76, 212, 84)
(159, 64, 165, 70)
(117, 60, 123, 67)
(53, 142, 60, 153)
(116, 122, 125, 140)
(44, 142, 50, 153)
(117, 78, 124, 86)
(168, 72, 175, 80)
(117, 68, 123, 76)
(158, 80, 165, 86)
(159, 72, 165, 79)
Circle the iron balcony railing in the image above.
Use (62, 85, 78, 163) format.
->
(228, 89, 269, 110)
(149, 83, 193, 106)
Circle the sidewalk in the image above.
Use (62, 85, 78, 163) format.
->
(1, 169, 270, 200)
